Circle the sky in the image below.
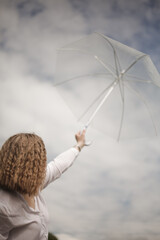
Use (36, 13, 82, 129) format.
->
(0, 0, 160, 240)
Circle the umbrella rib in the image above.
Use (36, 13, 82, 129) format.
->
(124, 74, 152, 83)
(54, 73, 112, 86)
(59, 48, 116, 78)
(117, 82, 125, 141)
(95, 32, 122, 75)
(104, 38, 119, 76)
(123, 54, 147, 75)
(116, 77, 125, 141)
(78, 80, 117, 122)
(118, 75, 125, 105)
(109, 41, 122, 77)
(94, 56, 117, 78)
(124, 82, 157, 136)
(113, 48, 120, 76)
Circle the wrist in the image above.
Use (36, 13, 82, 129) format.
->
(74, 143, 84, 152)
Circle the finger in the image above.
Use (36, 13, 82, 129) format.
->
(82, 129, 86, 135)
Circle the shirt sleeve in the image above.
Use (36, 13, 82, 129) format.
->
(42, 147, 79, 189)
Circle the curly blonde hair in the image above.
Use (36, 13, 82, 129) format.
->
(0, 133, 47, 196)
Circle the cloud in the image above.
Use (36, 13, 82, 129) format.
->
(43, 136, 160, 239)
(16, 0, 45, 17)
(0, 51, 78, 157)
(0, 0, 160, 240)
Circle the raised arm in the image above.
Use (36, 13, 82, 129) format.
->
(42, 130, 86, 189)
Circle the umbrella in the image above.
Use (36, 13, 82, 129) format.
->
(54, 32, 160, 140)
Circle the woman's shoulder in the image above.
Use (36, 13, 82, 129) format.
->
(0, 189, 22, 216)
(0, 189, 25, 233)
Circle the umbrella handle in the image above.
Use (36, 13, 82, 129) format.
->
(84, 81, 117, 129)
(82, 126, 93, 146)
(80, 81, 117, 146)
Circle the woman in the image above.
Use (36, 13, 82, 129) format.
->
(0, 130, 86, 240)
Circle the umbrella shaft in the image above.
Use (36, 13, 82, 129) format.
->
(85, 81, 117, 129)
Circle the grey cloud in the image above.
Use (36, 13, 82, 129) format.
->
(16, 0, 45, 18)
(0, 0, 160, 240)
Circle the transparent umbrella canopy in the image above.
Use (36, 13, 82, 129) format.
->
(54, 32, 160, 140)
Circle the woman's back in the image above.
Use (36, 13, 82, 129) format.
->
(0, 188, 49, 240)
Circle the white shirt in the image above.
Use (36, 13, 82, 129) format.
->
(0, 148, 79, 240)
